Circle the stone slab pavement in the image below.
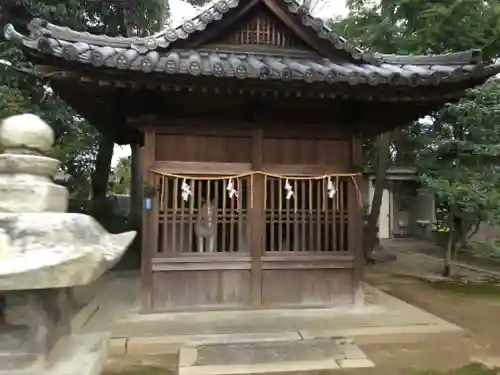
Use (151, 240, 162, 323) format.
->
(70, 275, 463, 357)
(177, 338, 375, 375)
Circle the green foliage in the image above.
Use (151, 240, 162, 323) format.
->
(331, 0, 500, 174)
(420, 79, 500, 228)
(0, 0, 164, 210)
(335, 0, 500, 230)
(109, 155, 132, 194)
(339, 0, 500, 58)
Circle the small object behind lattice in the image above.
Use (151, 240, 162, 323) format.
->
(181, 178, 191, 201)
(226, 178, 238, 199)
(327, 176, 336, 199)
(284, 179, 294, 200)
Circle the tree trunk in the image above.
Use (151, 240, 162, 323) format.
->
(444, 227, 454, 277)
(364, 132, 391, 260)
(444, 212, 456, 277)
(90, 134, 114, 220)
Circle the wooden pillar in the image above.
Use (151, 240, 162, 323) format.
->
(127, 144, 143, 267)
(140, 128, 155, 311)
(349, 136, 365, 306)
(250, 127, 264, 305)
(129, 144, 143, 232)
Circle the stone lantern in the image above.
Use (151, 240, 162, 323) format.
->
(0, 114, 136, 375)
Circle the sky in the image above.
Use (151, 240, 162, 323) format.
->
(112, 0, 348, 166)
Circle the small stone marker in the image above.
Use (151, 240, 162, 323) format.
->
(0, 114, 136, 375)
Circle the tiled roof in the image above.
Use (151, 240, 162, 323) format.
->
(11, 0, 371, 60)
(4, 0, 500, 86)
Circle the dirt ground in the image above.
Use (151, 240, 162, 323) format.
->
(103, 241, 500, 375)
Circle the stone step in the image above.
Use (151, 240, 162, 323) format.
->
(0, 333, 109, 375)
(113, 322, 465, 356)
(178, 338, 374, 375)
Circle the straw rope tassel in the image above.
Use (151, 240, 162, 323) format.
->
(148, 171, 363, 212)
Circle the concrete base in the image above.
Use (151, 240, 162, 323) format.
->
(0, 333, 108, 375)
(178, 338, 374, 375)
(73, 276, 463, 356)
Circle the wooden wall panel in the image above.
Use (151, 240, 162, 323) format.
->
(152, 270, 251, 310)
(261, 268, 354, 306)
(262, 138, 350, 165)
(155, 134, 251, 163)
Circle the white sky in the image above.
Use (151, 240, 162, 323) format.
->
(112, 0, 348, 166)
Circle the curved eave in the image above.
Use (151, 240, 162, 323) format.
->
(6, 0, 488, 67)
(6, 23, 500, 89)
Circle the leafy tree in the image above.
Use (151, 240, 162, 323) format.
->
(420, 79, 500, 275)
(109, 156, 132, 195)
(331, 0, 500, 262)
(0, 0, 163, 218)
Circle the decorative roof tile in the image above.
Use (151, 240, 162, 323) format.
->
(4, 27, 495, 86)
(3, 0, 500, 86)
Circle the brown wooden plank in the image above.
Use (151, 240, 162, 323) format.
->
(262, 164, 347, 176)
(152, 270, 252, 310)
(278, 177, 283, 252)
(291, 179, 297, 251)
(340, 179, 346, 250)
(131, 119, 345, 140)
(154, 124, 252, 137)
(350, 136, 365, 305)
(321, 179, 330, 251)
(179, 178, 186, 253)
(230, 179, 236, 252)
(188, 179, 195, 253)
(261, 262, 354, 270)
(308, 179, 314, 251)
(262, 253, 354, 261)
(261, 269, 354, 307)
(152, 262, 252, 271)
(285, 187, 291, 251)
(153, 161, 251, 175)
(269, 178, 275, 252)
(155, 133, 252, 162)
(332, 177, 338, 251)
(250, 127, 264, 305)
(153, 254, 252, 262)
(162, 177, 169, 254)
(221, 178, 227, 253)
(316, 179, 322, 251)
(196, 179, 202, 253)
(171, 177, 178, 254)
(140, 128, 155, 311)
(152, 174, 160, 256)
